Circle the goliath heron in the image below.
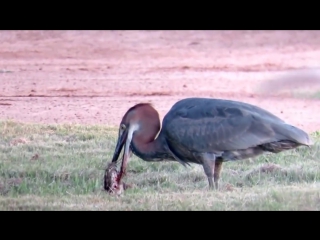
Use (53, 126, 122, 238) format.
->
(111, 97, 312, 190)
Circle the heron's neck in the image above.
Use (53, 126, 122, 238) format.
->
(130, 133, 171, 162)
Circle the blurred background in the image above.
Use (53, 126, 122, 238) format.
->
(1, 30, 319, 132)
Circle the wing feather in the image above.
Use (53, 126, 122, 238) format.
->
(162, 98, 286, 153)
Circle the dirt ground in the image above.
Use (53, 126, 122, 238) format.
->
(1, 30, 320, 133)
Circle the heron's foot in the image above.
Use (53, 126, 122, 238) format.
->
(207, 179, 220, 191)
(207, 181, 220, 191)
(214, 181, 219, 191)
(208, 186, 218, 191)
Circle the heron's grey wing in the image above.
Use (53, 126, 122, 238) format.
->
(162, 100, 311, 155)
(168, 97, 286, 123)
(163, 113, 276, 153)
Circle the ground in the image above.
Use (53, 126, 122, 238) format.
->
(1, 31, 320, 210)
(1, 30, 320, 133)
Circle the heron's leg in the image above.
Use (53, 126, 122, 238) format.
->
(214, 160, 223, 190)
(202, 156, 216, 190)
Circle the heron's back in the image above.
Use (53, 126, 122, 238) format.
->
(162, 97, 311, 160)
(166, 97, 285, 123)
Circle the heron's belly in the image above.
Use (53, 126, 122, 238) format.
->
(221, 147, 265, 161)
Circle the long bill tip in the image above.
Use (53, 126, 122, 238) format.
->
(308, 138, 314, 146)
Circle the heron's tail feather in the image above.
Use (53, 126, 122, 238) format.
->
(260, 140, 302, 153)
(273, 123, 312, 146)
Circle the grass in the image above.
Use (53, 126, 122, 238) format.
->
(292, 90, 320, 99)
(0, 120, 320, 210)
(311, 91, 320, 99)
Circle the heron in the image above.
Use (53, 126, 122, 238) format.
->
(110, 97, 312, 190)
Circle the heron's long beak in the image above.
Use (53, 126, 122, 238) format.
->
(111, 130, 128, 163)
(111, 124, 138, 182)
(119, 134, 133, 180)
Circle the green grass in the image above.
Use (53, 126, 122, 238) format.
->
(311, 91, 320, 99)
(0, 120, 320, 210)
(291, 90, 320, 99)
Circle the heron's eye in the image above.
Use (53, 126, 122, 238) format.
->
(120, 124, 126, 130)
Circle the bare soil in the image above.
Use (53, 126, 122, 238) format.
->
(1, 30, 320, 132)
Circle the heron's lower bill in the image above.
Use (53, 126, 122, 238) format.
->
(118, 146, 132, 183)
(106, 127, 134, 194)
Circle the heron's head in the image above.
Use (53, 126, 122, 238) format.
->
(111, 103, 160, 165)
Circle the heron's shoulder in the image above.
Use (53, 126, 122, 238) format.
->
(164, 98, 248, 120)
